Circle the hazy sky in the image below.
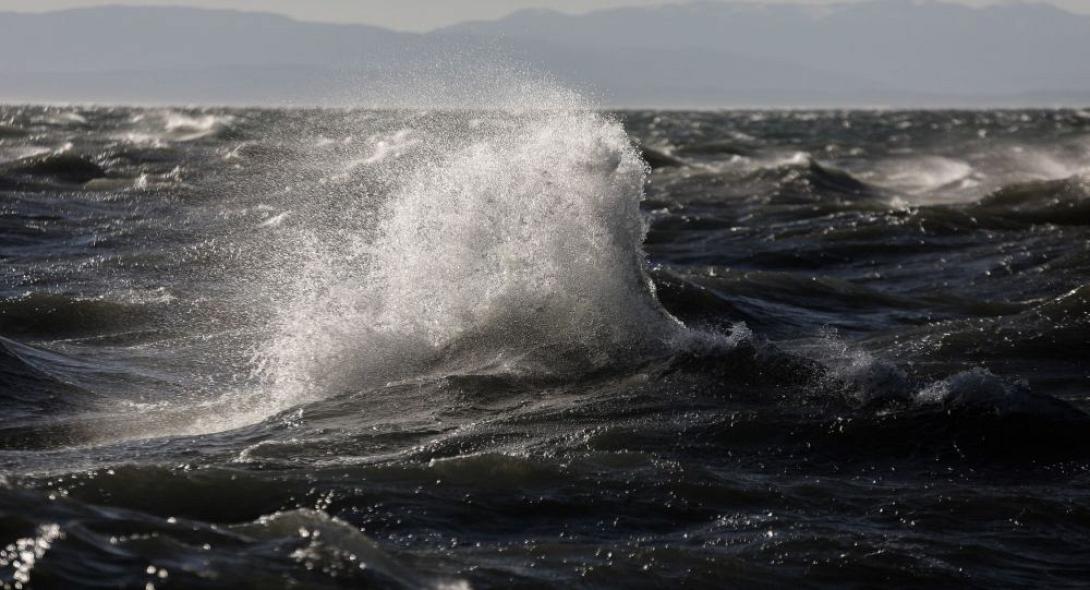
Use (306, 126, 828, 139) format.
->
(0, 0, 1086, 31)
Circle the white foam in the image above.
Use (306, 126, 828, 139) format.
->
(258, 101, 684, 407)
(349, 129, 419, 168)
(914, 368, 1033, 412)
(863, 155, 977, 202)
(163, 112, 224, 136)
(0, 146, 51, 164)
(258, 211, 291, 228)
(236, 509, 469, 590)
(810, 338, 914, 404)
(863, 137, 1090, 204)
(120, 111, 232, 145)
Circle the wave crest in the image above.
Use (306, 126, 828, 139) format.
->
(258, 106, 683, 406)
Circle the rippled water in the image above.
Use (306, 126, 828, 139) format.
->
(1, 104, 1089, 588)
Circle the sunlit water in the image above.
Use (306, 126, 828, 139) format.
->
(1, 104, 1089, 588)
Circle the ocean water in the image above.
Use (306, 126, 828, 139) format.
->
(1, 103, 1089, 588)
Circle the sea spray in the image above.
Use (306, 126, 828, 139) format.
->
(257, 93, 683, 408)
(6, 104, 1090, 589)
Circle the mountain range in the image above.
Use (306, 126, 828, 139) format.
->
(1, 1, 1088, 107)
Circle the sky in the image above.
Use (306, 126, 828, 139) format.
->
(0, 0, 1087, 31)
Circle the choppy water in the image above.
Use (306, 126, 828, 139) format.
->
(1, 103, 1089, 589)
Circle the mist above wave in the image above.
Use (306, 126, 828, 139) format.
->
(252, 87, 684, 412)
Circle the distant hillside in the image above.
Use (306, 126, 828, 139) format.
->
(1, 2, 1088, 107)
(443, 0, 1090, 99)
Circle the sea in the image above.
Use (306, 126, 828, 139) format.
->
(1, 100, 1089, 588)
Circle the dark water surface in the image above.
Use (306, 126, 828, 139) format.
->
(1, 105, 1089, 588)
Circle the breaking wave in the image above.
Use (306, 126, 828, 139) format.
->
(255, 91, 684, 410)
